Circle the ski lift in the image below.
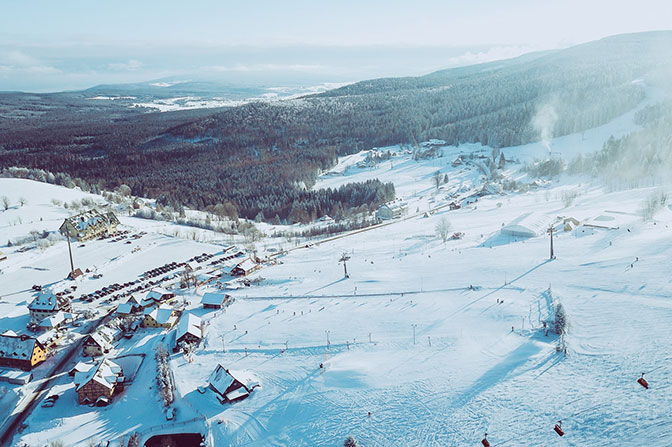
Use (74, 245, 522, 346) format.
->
(637, 373, 649, 389)
(553, 421, 565, 437)
(481, 433, 490, 447)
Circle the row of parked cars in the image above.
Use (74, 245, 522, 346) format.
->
(209, 250, 244, 266)
(190, 252, 216, 264)
(142, 261, 184, 279)
(102, 230, 131, 242)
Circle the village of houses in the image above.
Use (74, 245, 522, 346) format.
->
(0, 198, 269, 446)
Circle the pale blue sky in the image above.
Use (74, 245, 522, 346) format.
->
(1, 0, 670, 91)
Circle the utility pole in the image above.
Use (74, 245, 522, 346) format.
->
(325, 330, 330, 348)
(339, 252, 351, 278)
(221, 335, 225, 353)
(65, 225, 75, 276)
(412, 324, 417, 345)
(548, 225, 555, 259)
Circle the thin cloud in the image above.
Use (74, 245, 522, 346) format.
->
(107, 59, 143, 71)
(0, 50, 61, 75)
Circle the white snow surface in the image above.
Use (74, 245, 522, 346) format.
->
(1, 84, 671, 446)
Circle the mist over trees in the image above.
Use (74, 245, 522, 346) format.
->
(568, 99, 672, 188)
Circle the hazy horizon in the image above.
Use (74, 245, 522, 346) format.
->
(2, 0, 671, 92)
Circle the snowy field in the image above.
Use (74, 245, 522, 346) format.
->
(1, 83, 671, 446)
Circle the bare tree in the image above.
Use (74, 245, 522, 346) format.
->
(433, 170, 442, 190)
(18, 197, 27, 207)
(1, 196, 9, 211)
(435, 216, 452, 243)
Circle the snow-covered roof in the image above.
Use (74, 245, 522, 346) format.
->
(501, 212, 554, 237)
(87, 330, 113, 349)
(186, 261, 200, 271)
(116, 302, 134, 315)
(379, 202, 407, 212)
(234, 258, 257, 273)
(60, 209, 119, 238)
(141, 288, 172, 306)
(28, 290, 59, 311)
(38, 311, 70, 329)
(0, 333, 41, 361)
(226, 388, 249, 401)
(70, 361, 94, 376)
(147, 304, 177, 325)
(201, 292, 227, 306)
(127, 295, 142, 306)
(175, 313, 202, 342)
(208, 364, 236, 396)
(75, 358, 122, 391)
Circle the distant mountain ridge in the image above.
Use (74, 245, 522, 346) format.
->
(1, 31, 671, 222)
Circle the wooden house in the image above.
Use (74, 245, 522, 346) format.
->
(174, 313, 203, 352)
(201, 292, 230, 309)
(74, 358, 123, 405)
(59, 209, 120, 241)
(83, 327, 116, 357)
(231, 258, 260, 277)
(375, 201, 407, 220)
(208, 364, 252, 403)
(0, 331, 47, 371)
(141, 304, 178, 329)
(139, 288, 175, 308)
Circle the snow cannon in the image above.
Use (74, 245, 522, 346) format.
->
(638, 373, 649, 389)
(553, 422, 565, 437)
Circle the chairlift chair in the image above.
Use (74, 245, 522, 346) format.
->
(637, 373, 649, 389)
(554, 421, 565, 437)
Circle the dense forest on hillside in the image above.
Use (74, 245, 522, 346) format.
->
(1, 32, 671, 221)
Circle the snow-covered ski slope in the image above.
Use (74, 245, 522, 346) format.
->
(2, 83, 671, 446)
